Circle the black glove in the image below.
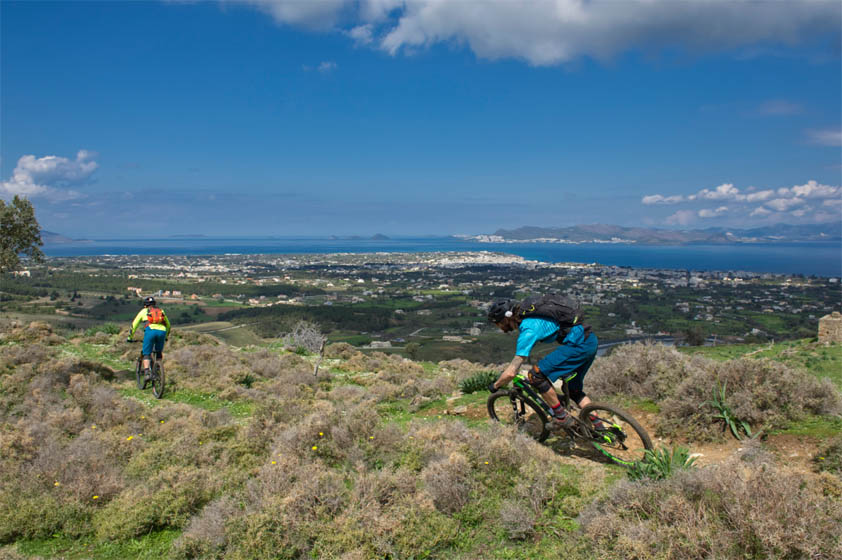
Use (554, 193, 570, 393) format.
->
(126, 337, 132, 343)
(488, 382, 498, 393)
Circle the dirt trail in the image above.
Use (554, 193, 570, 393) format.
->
(444, 400, 821, 471)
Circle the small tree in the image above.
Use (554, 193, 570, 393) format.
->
(0, 196, 44, 273)
(283, 320, 327, 376)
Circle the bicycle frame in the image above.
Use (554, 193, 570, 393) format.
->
(510, 372, 596, 440)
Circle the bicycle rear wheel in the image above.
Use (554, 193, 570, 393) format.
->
(488, 391, 549, 442)
(151, 362, 165, 399)
(135, 356, 147, 390)
(580, 403, 652, 466)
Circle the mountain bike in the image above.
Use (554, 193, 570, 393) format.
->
(131, 341, 165, 399)
(487, 372, 652, 466)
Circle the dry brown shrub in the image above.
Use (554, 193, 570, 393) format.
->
(274, 351, 310, 373)
(41, 430, 126, 502)
(437, 358, 491, 376)
(325, 342, 361, 360)
(498, 499, 534, 540)
(0, 544, 28, 560)
(329, 384, 371, 405)
(421, 451, 472, 514)
(587, 342, 711, 401)
(659, 358, 842, 440)
(255, 464, 348, 535)
(580, 444, 842, 560)
(172, 496, 240, 558)
(0, 343, 54, 367)
(4, 321, 65, 346)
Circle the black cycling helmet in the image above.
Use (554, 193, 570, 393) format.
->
(487, 299, 516, 323)
(143, 296, 156, 307)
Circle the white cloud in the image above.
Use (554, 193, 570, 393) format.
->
(696, 183, 741, 201)
(1, 151, 97, 202)
(765, 197, 806, 212)
(665, 210, 696, 226)
(789, 180, 840, 199)
(243, 0, 348, 29)
(806, 129, 842, 146)
(646, 179, 841, 225)
(348, 24, 374, 44)
(698, 206, 729, 218)
(745, 189, 774, 202)
(318, 61, 338, 72)
(641, 194, 684, 205)
(237, 0, 841, 66)
(756, 99, 803, 116)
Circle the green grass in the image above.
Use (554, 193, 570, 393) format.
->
(16, 529, 179, 560)
(59, 342, 132, 371)
(120, 387, 254, 418)
(770, 415, 842, 439)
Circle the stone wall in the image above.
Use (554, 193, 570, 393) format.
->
(818, 311, 842, 344)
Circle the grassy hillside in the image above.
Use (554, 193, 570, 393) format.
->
(1, 320, 840, 559)
(679, 338, 842, 389)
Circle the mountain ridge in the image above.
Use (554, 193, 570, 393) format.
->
(486, 222, 841, 244)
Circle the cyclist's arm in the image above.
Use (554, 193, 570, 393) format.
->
(129, 308, 146, 339)
(492, 355, 526, 390)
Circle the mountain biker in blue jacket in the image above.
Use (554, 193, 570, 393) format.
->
(127, 296, 171, 379)
(487, 299, 599, 430)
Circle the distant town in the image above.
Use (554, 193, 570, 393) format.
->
(3, 251, 839, 362)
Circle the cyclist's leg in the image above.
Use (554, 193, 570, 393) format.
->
(565, 334, 598, 408)
(141, 328, 154, 370)
(152, 329, 165, 361)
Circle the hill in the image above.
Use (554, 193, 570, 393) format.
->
(1, 320, 840, 559)
(487, 222, 842, 244)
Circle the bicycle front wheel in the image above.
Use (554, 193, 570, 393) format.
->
(580, 403, 652, 466)
(488, 391, 549, 442)
(135, 357, 147, 390)
(151, 362, 165, 399)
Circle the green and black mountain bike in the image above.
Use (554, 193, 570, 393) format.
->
(487, 372, 652, 466)
(132, 342, 165, 399)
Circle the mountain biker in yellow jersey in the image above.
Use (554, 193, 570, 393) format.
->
(486, 298, 601, 430)
(127, 296, 171, 380)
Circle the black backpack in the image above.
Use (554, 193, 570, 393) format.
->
(518, 294, 590, 340)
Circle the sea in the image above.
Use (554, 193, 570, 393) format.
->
(42, 237, 842, 278)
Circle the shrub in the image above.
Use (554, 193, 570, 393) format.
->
(93, 466, 218, 540)
(587, 342, 710, 402)
(658, 358, 842, 441)
(172, 497, 240, 560)
(85, 322, 120, 337)
(580, 446, 842, 559)
(324, 342, 361, 360)
(421, 452, 472, 514)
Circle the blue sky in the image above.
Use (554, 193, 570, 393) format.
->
(1, 0, 840, 237)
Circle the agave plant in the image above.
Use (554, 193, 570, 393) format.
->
(704, 380, 752, 440)
(627, 446, 697, 481)
(459, 370, 498, 394)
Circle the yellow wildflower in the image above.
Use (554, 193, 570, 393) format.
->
(54, 481, 60, 487)
(92, 495, 99, 500)
(312, 446, 318, 451)
(126, 436, 133, 441)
